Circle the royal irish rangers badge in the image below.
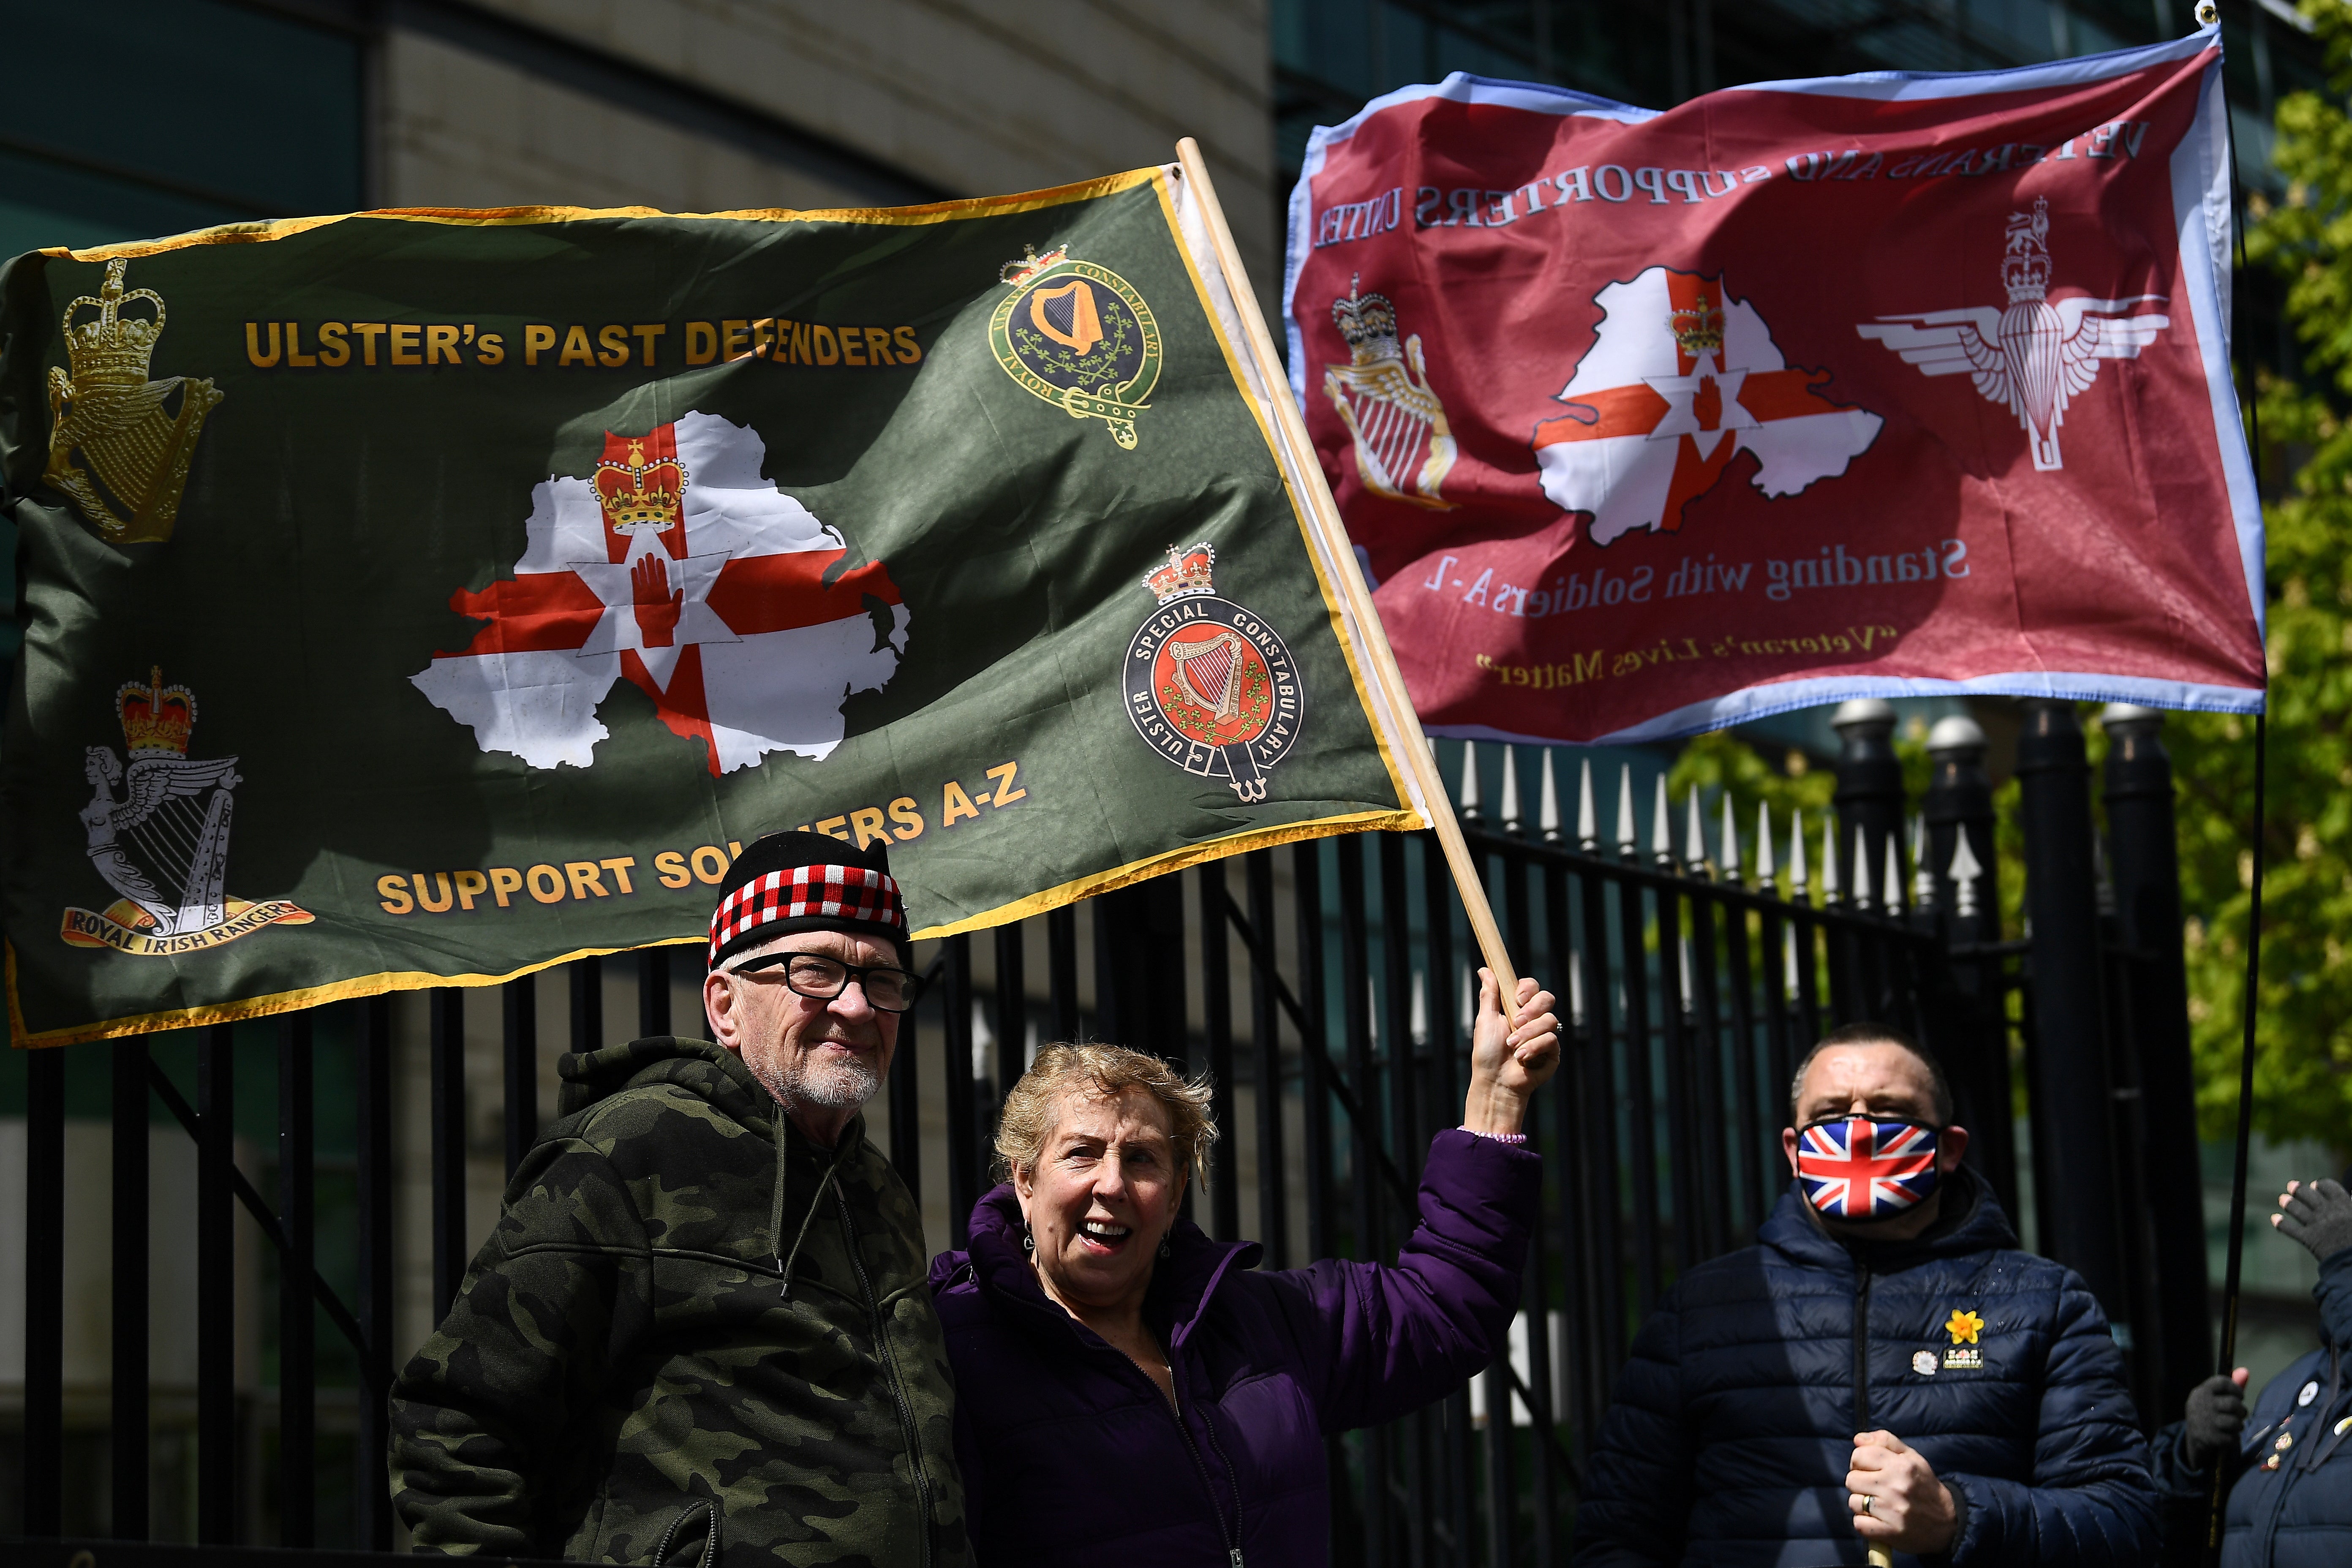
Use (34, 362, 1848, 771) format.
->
(63, 668, 311, 956)
(1124, 544, 1302, 802)
(991, 244, 1161, 449)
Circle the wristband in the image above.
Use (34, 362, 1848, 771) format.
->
(1465, 1127, 1529, 1145)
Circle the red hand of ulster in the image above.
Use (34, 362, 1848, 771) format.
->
(631, 551, 683, 648)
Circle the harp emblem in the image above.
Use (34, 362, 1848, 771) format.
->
(61, 667, 311, 956)
(1323, 275, 1456, 509)
(45, 259, 225, 544)
(991, 245, 1162, 449)
(1122, 544, 1304, 803)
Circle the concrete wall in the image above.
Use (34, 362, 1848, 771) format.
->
(381, 0, 1280, 308)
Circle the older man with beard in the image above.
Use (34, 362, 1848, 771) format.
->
(389, 833, 967, 1568)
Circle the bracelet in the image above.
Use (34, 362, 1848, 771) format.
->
(1464, 1127, 1529, 1145)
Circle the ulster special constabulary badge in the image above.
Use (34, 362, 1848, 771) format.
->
(1124, 544, 1301, 802)
(45, 259, 223, 544)
(61, 668, 310, 956)
(1323, 275, 1455, 509)
(991, 244, 1161, 449)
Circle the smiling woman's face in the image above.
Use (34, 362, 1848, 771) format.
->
(1013, 1085, 1186, 1318)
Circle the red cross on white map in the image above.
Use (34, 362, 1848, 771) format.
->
(412, 412, 906, 775)
(1532, 267, 1882, 544)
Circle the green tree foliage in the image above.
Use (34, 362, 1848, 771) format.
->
(2170, 0, 2352, 1152)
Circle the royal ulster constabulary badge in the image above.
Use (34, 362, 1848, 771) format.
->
(45, 259, 223, 544)
(1124, 544, 1302, 802)
(991, 244, 1161, 449)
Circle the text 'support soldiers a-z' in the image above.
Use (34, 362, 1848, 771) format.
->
(389, 832, 967, 1566)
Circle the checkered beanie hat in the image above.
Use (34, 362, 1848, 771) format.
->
(707, 831, 909, 970)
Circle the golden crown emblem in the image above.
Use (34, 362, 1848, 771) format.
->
(117, 666, 196, 758)
(64, 260, 168, 387)
(594, 439, 687, 534)
(1670, 291, 1724, 357)
(999, 243, 1072, 286)
(44, 258, 223, 545)
(1144, 542, 1217, 605)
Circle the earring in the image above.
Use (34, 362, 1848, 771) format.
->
(1022, 1227, 1035, 1254)
(1158, 1235, 1172, 1260)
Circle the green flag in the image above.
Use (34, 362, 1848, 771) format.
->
(2, 164, 1433, 1048)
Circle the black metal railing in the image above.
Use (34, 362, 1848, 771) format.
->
(8, 705, 2213, 1565)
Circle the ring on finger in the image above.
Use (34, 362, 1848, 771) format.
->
(1858, 1493, 1874, 1517)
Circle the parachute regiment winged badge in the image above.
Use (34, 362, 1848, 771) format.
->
(45, 259, 224, 544)
(991, 245, 1162, 449)
(1124, 544, 1303, 803)
(1854, 198, 2168, 471)
(1323, 275, 1456, 508)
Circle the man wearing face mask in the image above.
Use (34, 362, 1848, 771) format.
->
(1573, 1023, 2158, 1567)
(388, 832, 967, 1566)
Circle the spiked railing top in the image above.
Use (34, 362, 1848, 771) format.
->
(1651, 775, 1674, 868)
(1818, 814, 1840, 902)
(1911, 816, 1936, 909)
(1540, 750, 1562, 844)
(1459, 741, 1482, 821)
(1789, 808, 1810, 899)
(1684, 787, 1707, 877)
(1410, 968, 1429, 1045)
(1720, 792, 1742, 882)
(1757, 800, 1777, 887)
(1577, 757, 1598, 851)
(1950, 831, 1984, 920)
(1500, 744, 1522, 834)
(1883, 833, 1905, 917)
(1616, 763, 1637, 857)
(1851, 825, 1873, 911)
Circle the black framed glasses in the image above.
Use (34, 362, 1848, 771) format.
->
(730, 951, 923, 1013)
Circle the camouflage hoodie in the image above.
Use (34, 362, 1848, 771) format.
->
(388, 1036, 968, 1567)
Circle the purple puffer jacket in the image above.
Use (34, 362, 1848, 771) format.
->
(926, 1129, 1538, 1568)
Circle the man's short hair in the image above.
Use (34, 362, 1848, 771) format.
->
(1787, 1022, 1954, 1126)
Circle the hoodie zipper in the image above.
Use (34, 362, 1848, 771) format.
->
(830, 1180, 937, 1568)
(1853, 1263, 1874, 1431)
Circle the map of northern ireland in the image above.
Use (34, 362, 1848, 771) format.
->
(412, 411, 906, 775)
(1532, 268, 1881, 545)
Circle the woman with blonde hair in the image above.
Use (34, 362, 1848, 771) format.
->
(927, 967, 1560, 1568)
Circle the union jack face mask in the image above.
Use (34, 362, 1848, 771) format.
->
(1795, 1115, 1940, 1221)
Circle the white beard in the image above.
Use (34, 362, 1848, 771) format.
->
(756, 1046, 881, 1114)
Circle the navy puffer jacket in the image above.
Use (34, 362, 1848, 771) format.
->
(2153, 1244, 2352, 1568)
(1574, 1168, 2158, 1566)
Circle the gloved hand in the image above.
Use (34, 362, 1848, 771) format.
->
(2182, 1369, 2250, 1471)
(2274, 1178, 2352, 1265)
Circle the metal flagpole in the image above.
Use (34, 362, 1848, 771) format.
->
(1170, 136, 1523, 1019)
(2205, 0, 2265, 1549)
(2210, 714, 2268, 1558)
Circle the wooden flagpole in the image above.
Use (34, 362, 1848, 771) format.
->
(1172, 137, 1522, 1019)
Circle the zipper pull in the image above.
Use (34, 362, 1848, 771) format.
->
(1230, 1552, 1245, 1568)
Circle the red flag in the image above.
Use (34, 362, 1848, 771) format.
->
(1284, 24, 2263, 743)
